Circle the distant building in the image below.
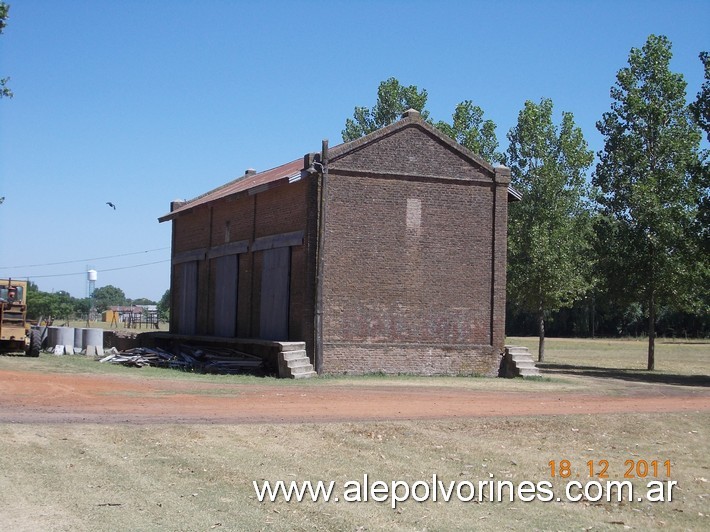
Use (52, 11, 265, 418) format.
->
(103, 305, 158, 328)
(159, 110, 515, 375)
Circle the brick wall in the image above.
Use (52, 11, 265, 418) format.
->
(173, 207, 211, 253)
(325, 345, 499, 376)
(321, 122, 507, 376)
(169, 178, 313, 342)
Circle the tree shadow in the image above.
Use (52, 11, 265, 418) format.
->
(539, 363, 710, 387)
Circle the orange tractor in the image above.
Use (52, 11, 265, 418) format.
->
(0, 279, 41, 356)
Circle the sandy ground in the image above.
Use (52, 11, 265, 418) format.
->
(1, 368, 709, 424)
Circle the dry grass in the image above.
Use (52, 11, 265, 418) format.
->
(0, 337, 708, 530)
(509, 336, 710, 390)
(0, 415, 707, 531)
(508, 336, 710, 374)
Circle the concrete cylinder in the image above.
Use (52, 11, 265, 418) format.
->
(83, 328, 103, 349)
(74, 328, 84, 350)
(46, 326, 59, 348)
(56, 327, 74, 347)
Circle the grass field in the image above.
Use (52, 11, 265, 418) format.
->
(510, 335, 710, 374)
(0, 337, 708, 531)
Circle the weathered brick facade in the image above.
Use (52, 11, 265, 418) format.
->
(160, 110, 511, 376)
(322, 111, 510, 375)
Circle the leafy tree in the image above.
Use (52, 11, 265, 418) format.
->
(91, 285, 127, 312)
(73, 297, 92, 316)
(0, 2, 12, 99)
(157, 289, 170, 322)
(132, 297, 156, 306)
(435, 100, 504, 164)
(342, 78, 430, 141)
(52, 291, 76, 320)
(26, 288, 51, 320)
(690, 51, 710, 252)
(690, 51, 710, 142)
(594, 35, 705, 370)
(506, 98, 594, 361)
(343, 78, 504, 168)
(26, 289, 75, 321)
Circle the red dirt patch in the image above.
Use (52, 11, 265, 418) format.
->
(1, 368, 709, 424)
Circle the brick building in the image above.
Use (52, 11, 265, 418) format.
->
(158, 110, 514, 375)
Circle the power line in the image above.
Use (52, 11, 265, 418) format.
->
(0, 247, 170, 269)
(12, 259, 171, 279)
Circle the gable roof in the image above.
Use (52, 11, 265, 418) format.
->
(159, 110, 515, 223)
(158, 159, 303, 222)
(329, 109, 497, 177)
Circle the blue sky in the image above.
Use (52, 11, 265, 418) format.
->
(1, 0, 708, 301)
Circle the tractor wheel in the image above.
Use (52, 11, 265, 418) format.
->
(27, 329, 41, 357)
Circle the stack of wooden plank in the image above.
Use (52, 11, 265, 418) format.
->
(99, 345, 264, 375)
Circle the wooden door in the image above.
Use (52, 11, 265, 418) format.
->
(176, 261, 197, 335)
(213, 254, 238, 337)
(260, 247, 290, 340)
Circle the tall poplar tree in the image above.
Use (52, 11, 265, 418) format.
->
(342, 79, 503, 165)
(435, 100, 504, 164)
(690, 51, 710, 142)
(506, 98, 594, 362)
(690, 51, 710, 251)
(594, 35, 704, 370)
(342, 78, 430, 141)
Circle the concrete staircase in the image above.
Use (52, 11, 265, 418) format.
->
(501, 345, 542, 378)
(277, 344, 317, 379)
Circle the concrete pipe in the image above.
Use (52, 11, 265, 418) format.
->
(83, 328, 104, 356)
(46, 326, 59, 349)
(74, 328, 84, 350)
(55, 327, 74, 347)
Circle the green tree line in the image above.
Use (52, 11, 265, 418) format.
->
(343, 34, 709, 369)
(25, 282, 170, 323)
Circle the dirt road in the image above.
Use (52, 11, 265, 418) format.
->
(1, 368, 709, 424)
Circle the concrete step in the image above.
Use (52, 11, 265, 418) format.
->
(510, 353, 535, 362)
(291, 366, 315, 379)
(290, 365, 315, 375)
(287, 358, 312, 369)
(519, 367, 542, 377)
(505, 346, 531, 355)
(292, 371, 318, 379)
(510, 354, 537, 362)
(502, 346, 541, 379)
(277, 347, 316, 379)
(281, 350, 308, 361)
(279, 342, 307, 352)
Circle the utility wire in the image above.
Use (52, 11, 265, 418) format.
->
(0, 247, 170, 269)
(10, 260, 171, 279)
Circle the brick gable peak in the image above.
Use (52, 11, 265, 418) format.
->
(329, 109, 497, 177)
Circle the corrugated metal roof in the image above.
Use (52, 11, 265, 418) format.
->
(159, 158, 303, 222)
(508, 185, 523, 201)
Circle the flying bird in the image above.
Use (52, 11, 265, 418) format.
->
(106, 202, 116, 210)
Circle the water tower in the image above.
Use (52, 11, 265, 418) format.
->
(87, 269, 97, 297)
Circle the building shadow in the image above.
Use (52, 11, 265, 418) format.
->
(539, 363, 710, 388)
